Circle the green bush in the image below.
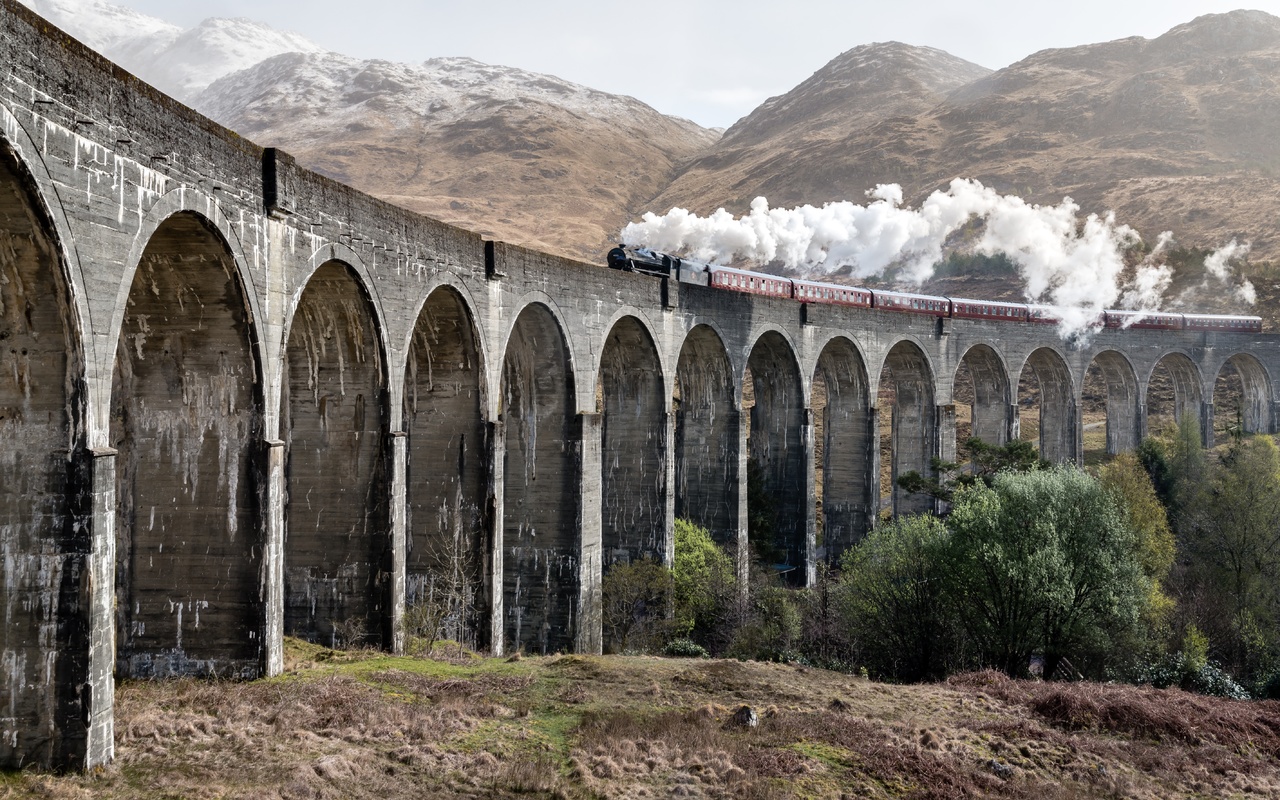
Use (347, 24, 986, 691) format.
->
(601, 558, 673, 654)
(672, 518, 735, 644)
(663, 638, 710, 659)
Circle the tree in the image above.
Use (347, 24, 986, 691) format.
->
(1179, 436, 1280, 680)
(1097, 452, 1177, 664)
(947, 467, 1149, 678)
(837, 514, 958, 681)
(601, 558, 673, 654)
(671, 518, 735, 642)
(898, 437, 1047, 503)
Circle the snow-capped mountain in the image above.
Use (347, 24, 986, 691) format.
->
(192, 51, 718, 259)
(16, 0, 323, 100)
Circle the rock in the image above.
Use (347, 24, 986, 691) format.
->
(727, 705, 758, 728)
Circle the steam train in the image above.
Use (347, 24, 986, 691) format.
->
(606, 245, 1263, 333)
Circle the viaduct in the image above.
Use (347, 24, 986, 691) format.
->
(2, 0, 1279, 771)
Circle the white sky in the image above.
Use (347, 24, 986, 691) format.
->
(122, 0, 1280, 129)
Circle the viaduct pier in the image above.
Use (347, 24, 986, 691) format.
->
(2, 0, 1278, 770)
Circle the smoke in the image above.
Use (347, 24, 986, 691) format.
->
(621, 179, 1254, 338)
(1177, 236, 1259, 305)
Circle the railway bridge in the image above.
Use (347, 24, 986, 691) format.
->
(2, 0, 1279, 770)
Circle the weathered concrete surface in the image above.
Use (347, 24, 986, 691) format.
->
(3, 0, 1280, 770)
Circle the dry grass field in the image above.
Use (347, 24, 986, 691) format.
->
(5, 640, 1280, 799)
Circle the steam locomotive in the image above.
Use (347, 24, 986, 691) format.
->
(606, 245, 1263, 333)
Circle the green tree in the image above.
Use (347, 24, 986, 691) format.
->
(898, 437, 1047, 503)
(672, 518, 735, 641)
(948, 467, 1149, 678)
(601, 558, 673, 654)
(837, 514, 958, 681)
(1180, 436, 1280, 679)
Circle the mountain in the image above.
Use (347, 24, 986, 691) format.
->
(193, 53, 718, 260)
(15, 0, 323, 100)
(650, 42, 992, 212)
(653, 11, 1280, 262)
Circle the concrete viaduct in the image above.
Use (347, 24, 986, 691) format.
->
(2, 0, 1279, 770)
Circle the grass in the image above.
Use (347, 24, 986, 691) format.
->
(5, 641, 1280, 798)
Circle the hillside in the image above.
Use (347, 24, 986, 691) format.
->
(193, 54, 718, 261)
(653, 11, 1280, 264)
(7, 641, 1280, 798)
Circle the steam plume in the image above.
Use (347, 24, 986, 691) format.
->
(622, 179, 1254, 338)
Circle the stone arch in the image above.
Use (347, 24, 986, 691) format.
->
(501, 302, 578, 655)
(1018, 347, 1077, 464)
(1085, 350, 1141, 457)
(1145, 352, 1202, 437)
(812, 336, 872, 563)
(0, 133, 87, 768)
(745, 330, 807, 584)
(673, 324, 738, 554)
(598, 316, 667, 572)
(1210, 353, 1274, 445)
(955, 344, 1012, 447)
(403, 283, 488, 650)
(878, 340, 936, 517)
(111, 210, 264, 679)
(282, 259, 390, 649)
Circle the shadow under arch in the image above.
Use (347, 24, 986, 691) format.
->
(111, 210, 265, 679)
(0, 133, 91, 769)
(501, 301, 578, 655)
(598, 315, 667, 573)
(403, 283, 488, 650)
(955, 343, 1012, 447)
(878, 339, 936, 518)
(1210, 352, 1274, 445)
(812, 336, 872, 564)
(1145, 352, 1202, 437)
(745, 329, 807, 585)
(673, 324, 739, 555)
(1018, 347, 1077, 464)
(1085, 350, 1141, 457)
(282, 259, 391, 650)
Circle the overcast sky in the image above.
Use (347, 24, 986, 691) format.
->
(122, 0, 1280, 129)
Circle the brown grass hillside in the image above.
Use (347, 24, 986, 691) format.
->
(6, 640, 1280, 799)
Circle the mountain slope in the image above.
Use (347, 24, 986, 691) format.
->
(15, 0, 322, 100)
(652, 11, 1280, 261)
(194, 53, 719, 260)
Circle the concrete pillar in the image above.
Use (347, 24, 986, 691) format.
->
(388, 431, 408, 655)
(935, 404, 957, 515)
(262, 440, 286, 677)
(733, 409, 749, 589)
(84, 446, 118, 769)
(868, 406, 881, 527)
(1073, 399, 1085, 467)
(576, 413, 603, 655)
(662, 410, 677, 568)
(1007, 403, 1020, 444)
(1202, 401, 1216, 449)
(487, 418, 506, 656)
(801, 408, 817, 587)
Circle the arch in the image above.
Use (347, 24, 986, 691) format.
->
(673, 324, 738, 554)
(745, 330, 807, 584)
(0, 133, 86, 767)
(1210, 353, 1274, 445)
(282, 259, 390, 649)
(404, 284, 488, 649)
(112, 191, 265, 407)
(812, 336, 873, 563)
(111, 210, 264, 678)
(1018, 347, 1077, 464)
(1145, 352, 1202, 437)
(501, 302, 578, 655)
(593, 306, 668, 401)
(878, 340, 936, 517)
(1084, 350, 1141, 458)
(955, 344, 1012, 447)
(598, 316, 667, 575)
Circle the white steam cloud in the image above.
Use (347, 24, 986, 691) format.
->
(622, 179, 1255, 338)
